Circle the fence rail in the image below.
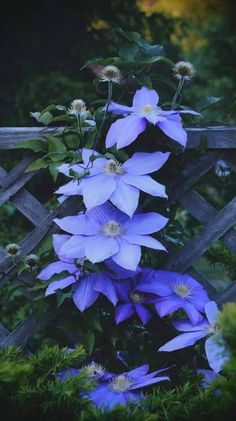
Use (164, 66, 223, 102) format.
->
(0, 126, 236, 348)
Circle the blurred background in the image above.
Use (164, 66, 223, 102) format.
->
(0, 0, 235, 126)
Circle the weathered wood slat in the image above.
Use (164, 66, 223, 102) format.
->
(164, 197, 236, 272)
(168, 151, 224, 203)
(179, 190, 236, 253)
(0, 197, 83, 288)
(0, 126, 236, 149)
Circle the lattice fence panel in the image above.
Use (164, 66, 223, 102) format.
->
(0, 126, 236, 348)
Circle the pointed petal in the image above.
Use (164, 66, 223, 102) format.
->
(183, 302, 203, 325)
(159, 331, 206, 352)
(135, 303, 152, 324)
(173, 319, 209, 332)
(45, 276, 76, 296)
(59, 235, 86, 258)
(106, 116, 146, 149)
(157, 115, 187, 147)
(110, 178, 139, 217)
(53, 234, 71, 254)
(155, 299, 181, 317)
(205, 301, 219, 325)
(123, 151, 170, 175)
(130, 376, 169, 389)
(132, 87, 159, 108)
(93, 273, 118, 305)
(81, 175, 116, 210)
(73, 276, 99, 311)
(205, 336, 229, 373)
(124, 212, 168, 235)
(122, 174, 167, 198)
(38, 261, 77, 280)
(123, 234, 166, 251)
(112, 238, 141, 270)
(115, 303, 135, 324)
(55, 180, 82, 196)
(54, 214, 100, 235)
(128, 365, 149, 378)
(107, 101, 133, 115)
(85, 235, 119, 263)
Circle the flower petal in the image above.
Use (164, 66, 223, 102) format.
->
(183, 302, 203, 325)
(157, 114, 187, 147)
(115, 303, 135, 324)
(80, 174, 116, 210)
(73, 275, 99, 311)
(106, 116, 146, 149)
(124, 212, 168, 235)
(107, 101, 133, 115)
(205, 335, 229, 373)
(135, 303, 152, 324)
(122, 174, 167, 198)
(45, 276, 76, 296)
(110, 178, 139, 217)
(38, 261, 77, 280)
(123, 234, 166, 251)
(155, 298, 182, 317)
(112, 238, 141, 270)
(54, 214, 100, 235)
(132, 87, 159, 108)
(130, 376, 169, 389)
(84, 235, 119, 263)
(55, 180, 82, 196)
(93, 273, 118, 305)
(59, 235, 86, 258)
(205, 301, 219, 325)
(159, 331, 206, 352)
(173, 319, 209, 332)
(123, 151, 170, 175)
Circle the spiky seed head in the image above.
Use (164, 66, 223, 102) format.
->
(24, 254, 40, 268)
(99, 65, 122, 84)
(173, 61, 195, 80)
(5, 243, 20, 256)
(68, 99, 87, 116)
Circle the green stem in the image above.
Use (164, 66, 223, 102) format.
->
(171, 77, 185, 109)
(76, 114, 83, 146)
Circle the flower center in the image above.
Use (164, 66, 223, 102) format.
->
(172, 282, 192, 299)
(208, 322, 221, 335)
(130, 291, 145, 304)
(103, 159, 125, 175)
(109, 375, 133, 393)
(142, 104, 155, 114)
(83, 362, 105, 379)
(101, 220, 123, 236)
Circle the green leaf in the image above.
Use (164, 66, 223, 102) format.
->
(15, 139, 48, 153)
(56, 290, 72, 308)
(49, 163, 59, 182)
(46, 135, 67, 153)
(26, 157, 50, 172)
(38, 111, 54, 126)
(199, 96, 222, 111)
(83, 331, 95, 355)
(119, 42, 143, 61)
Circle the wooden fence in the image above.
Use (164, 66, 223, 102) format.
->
(0, 126, 236, 348)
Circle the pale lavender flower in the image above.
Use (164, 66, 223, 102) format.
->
(136, 269, 209, 324)
(197, 369, 219, 389)
(159, 301, 229, 373)
(54, 202, 168, 271)
(105, 86, 199, 149)
(56, 148, 169, 217)
(86, 364, 169, 410)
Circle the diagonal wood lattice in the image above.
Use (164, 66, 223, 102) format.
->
(0, 126, 236, 348)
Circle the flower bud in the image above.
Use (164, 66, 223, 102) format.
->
(99, 65, 122, 84)
(5, 243, 20, 256)
(173, 61, 195, 80)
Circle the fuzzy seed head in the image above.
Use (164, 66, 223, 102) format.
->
(24, 254, 40, 267)
(99, 65, 122, 84)
(173, 61, 195, 80)
(5, 243, 20, 256)
(68, 99, 87, 116)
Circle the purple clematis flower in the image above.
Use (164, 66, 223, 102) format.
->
(56, 148, 170, 217)
(86, 364, 169, 410)
(136, 269, 209, 325)
(54, 202, 168, 271)
(105, 86, 199, 149)
(38, 235, 118, 312)
(159, 301, 229, 373)
(114, 275, 158, 325)
(197, 369, 221, 389)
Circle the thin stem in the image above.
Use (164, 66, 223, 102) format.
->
(76, 114, 83, 146)
(171, 77, 185, 109)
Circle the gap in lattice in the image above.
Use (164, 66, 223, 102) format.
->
(0, 201, 34, 246)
